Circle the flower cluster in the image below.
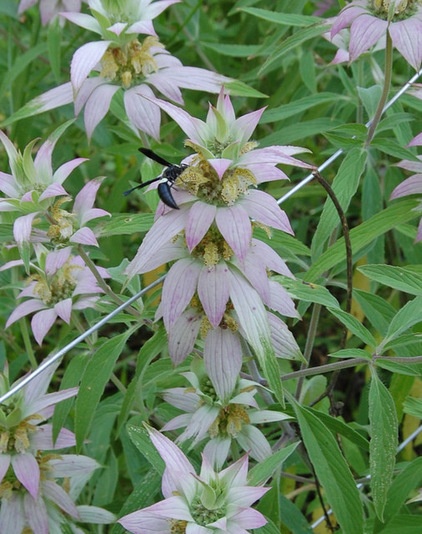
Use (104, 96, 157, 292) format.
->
(27, 0, 230, 139)
(0, 124, 109, 255)
(3, 246, 109, 345)
(0, 362, 115, 532)
(126, 92, 309, 384)
(331, 0, 422, 70)
(118, 426, 268, 534)
(162, 361, 291, 469)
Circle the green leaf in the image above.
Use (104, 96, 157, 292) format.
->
(261, 117, 342, 146)
(328, 307, 377, 347)
(0, 43, 48, 100)
(305, 199, 420, 282)
(311, 147, 367, 260)
(240, 8, 322, 27)
(289, 397, 364, 534)
(383, 296, 422, 346)
(261, 92, 345, 124)
(307, 407, 370, 452)
(375, 359, 422, 377)
(126, 423, 165, 474)
(369, 372, 398, 521)
(259, 23, 329, 75)
(97, 213, 154, 236)
(275, 276, 340, 308)
(117, 327, 168, 433)
(374, 515, 422, 533)
(202, 42, 261, 57)
(384, 457, 422, 522)
(52, 353, 89, 442)
(329, 348, 371, 360)
(225, 79, 268, 98)
(403, 396, 422, 418)
(371, 137, 421, 161)
(352, 290, 396, 337)
(358, 264, 422, 296)
(248, 442, 299, 487)
(47, 19, 62, 82)
(75, 332, 131, 449)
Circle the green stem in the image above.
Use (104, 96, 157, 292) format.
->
(365, 30, 393, 146)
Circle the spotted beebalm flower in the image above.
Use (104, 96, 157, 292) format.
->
(162, 363, 291, 469)
(46, 178, 110, 247)
(24, 0, 230, 139)
(4, 246, 109, 345)
(0, 123, 87, 249)
(118, 426, 268, 534)
(0, 452, 115, 532)
(126, 93, 309, 369)
(331, 0, 422, 70)
(0, 362, 115, 532)
(0, 361, 78, 499)
(391, 132, 422, 241)
(18, 0, 84, 26)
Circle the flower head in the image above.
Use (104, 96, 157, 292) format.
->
(331, 0, 422, 69)
(18, 0, 84, 26)
(0, 123, 88, 251)
(0, 361, 77, 499)
(162, 362, 291, 469)
(0, 452, 115, 532)
(125, 95, 307, 385)
(4, 247, 109, 345)
(118, 426, 268, 534)
(37, 0, 229, 139)
(390, 132, 422, 241)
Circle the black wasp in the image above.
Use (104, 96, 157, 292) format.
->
(124, 148, 188, 210)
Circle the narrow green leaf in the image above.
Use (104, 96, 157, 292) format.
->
(202, 42, 261, 57)
(0, 43, 48, 99)
(117, 327, 168, 432)
(307, 407, 370, 452)
(126, 423, 165, 475)
(371, 137, 422, 161)
(352, 290, 396, 336)
(374, 515, 422, 533)
(277, 494, 314, 533)
(75, 332, 131, 449)
(403, 396, 422, 418)
(261, 92, 345, 123)
(225, 79, 268, 98)
(329, 348, 371, 360)
(97, 213, 154, 237)
(312, 148, 367, 260)
(369, 372, 398, 521)
(275, 276, 340, 308)
(375, 359, 422, 377)
(47, 19, 62, 81)
(240, 8, 322, 27)
(259, 23, 329, 75)
(383, 296, 422, 346)
(305, 199, 420, 282)
(261, 117, 342, 146)
(328, 307, 377, 347)
(248, 442, 299, 486)
(384, 457, 422, 522)
(358, 264, 422, 296)
(290, 397, 364, 534)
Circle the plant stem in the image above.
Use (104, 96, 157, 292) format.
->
(365, 31, 393, 146)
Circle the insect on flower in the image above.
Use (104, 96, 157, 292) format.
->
(124, 148, 188, 209)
